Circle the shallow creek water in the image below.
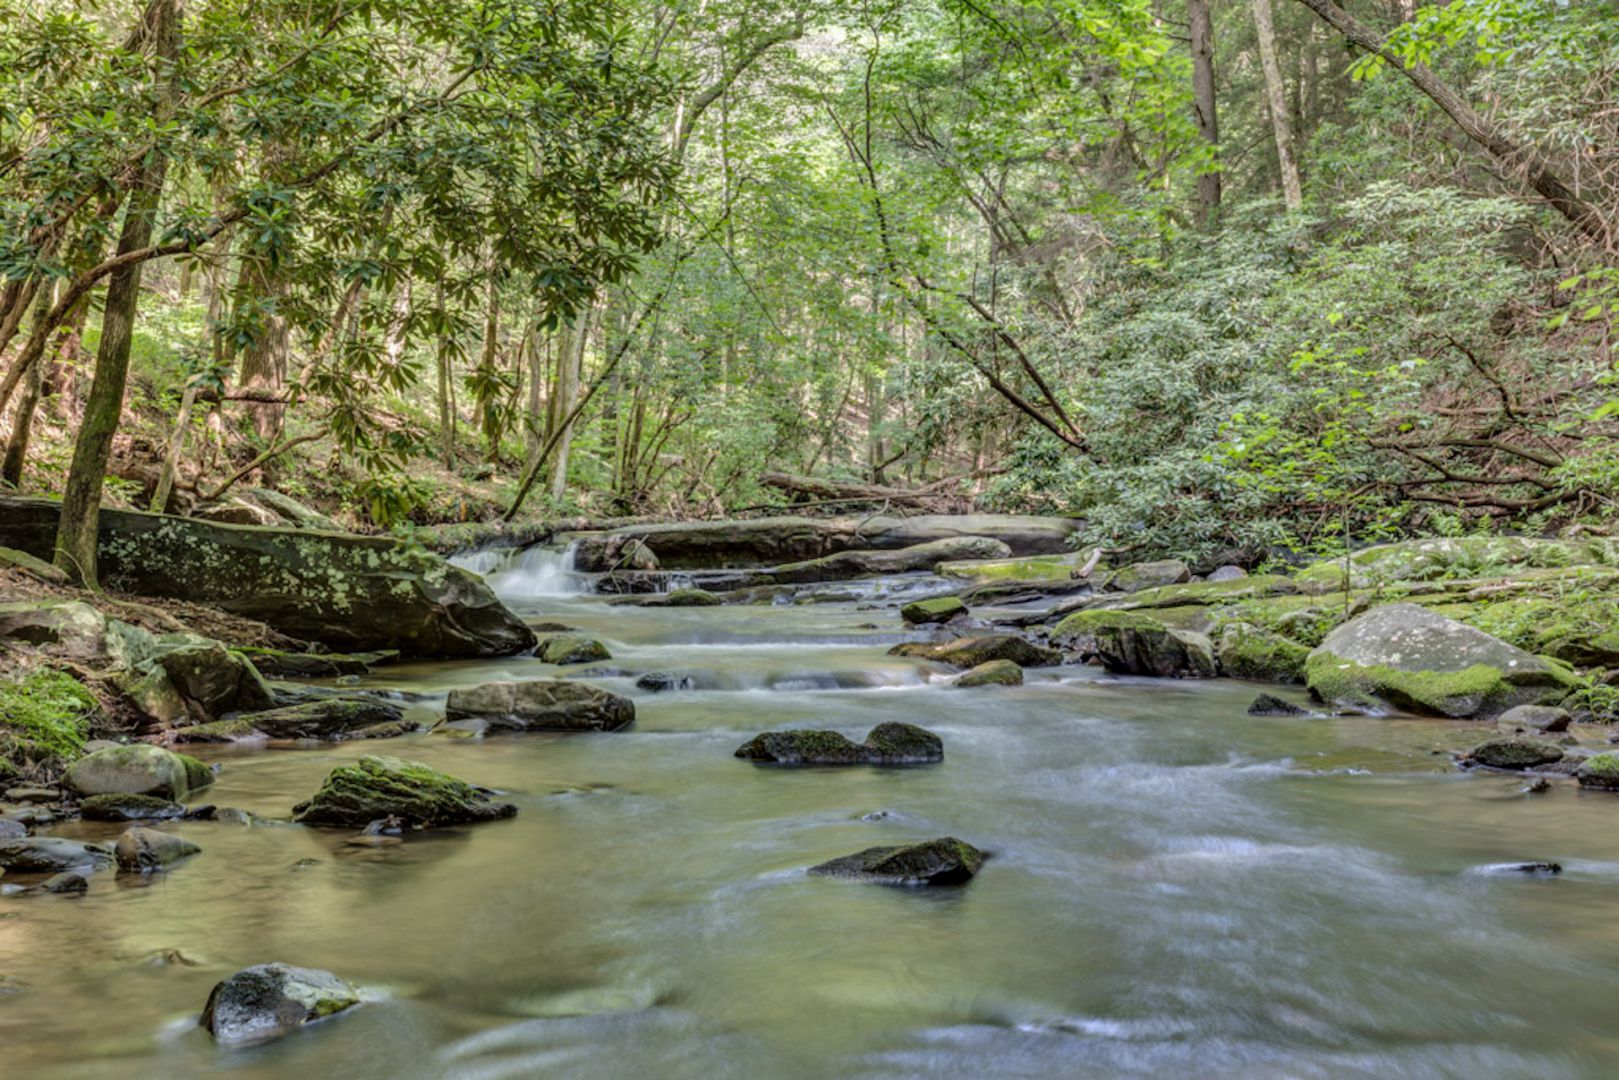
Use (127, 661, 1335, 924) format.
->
(8, 553, 1619, 1078)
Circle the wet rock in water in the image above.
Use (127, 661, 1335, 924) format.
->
(635, 672, 694, 693)
(1476, 861, 1562, 876)
(40, 871, 88, 893)
(0, 837, 114, 873)
(736, 722, 943, 766)
(444, 678, 635, 732)
(1247, 693, 1309, 717)
(1304, 604, 1582, 719)
(200, 962, 361, 1045)
(1216, 623, 1308, 684)
(238, 648, 396, 679)
(80, 793, 185, 821)
(64, 744, 213, 800)
(242, 698, 408, 741)
(1466, 738, 1566, 771)
(0, 819, 26, 839)
(1050, 610, 1216, 678)
(1207, 565, 1248, 582)
(292, 755, 516, 828)
(172, 718, 266, 743)
(954, 659, 1022, 687)
(1576, 752, 1619, 791)
(114, 827, 200, 872)
(1496, 704, 1572, 735)
(536, 633, 612, 665)
(1100, 559, 1191, 594)
(809, 837, 985, 886)
(901, 596, 967, 625)
(665, 588, 721, 607)
(889, 634, 1061, 669)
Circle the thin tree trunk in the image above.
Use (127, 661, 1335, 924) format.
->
(1254, 0, 1304, 212)
(55, 0, 182, 587)
(0, 286, 52, 487)
(549, 301, 591, 501)
(237, 255, 290, 440)
(149, 380, 195, 512)
(435, 280, 455, 462)
(1189, 0, 1222, 228)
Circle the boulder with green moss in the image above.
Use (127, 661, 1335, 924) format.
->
(64, 744, 213, 800)
(0, 495, 536, 657)
(80, 793, 185, 821)
(240, 698, 408, 740)
(1216, 623, 1309, 684)
(1101, 559, 1191, 593)
(888, 634, 1061, 669)
(1295, 536, 1613, 593)
(935, 553, 1081, 582)
(1305, 604, 1583, 719)
(292, 754, 515, 828)
(535, 634, 612, 664)
(1577, 753, 1619, 791)
(664, 588, 720, 606)
(954, 659, 1023, 687)
(1051, 609, 1215, 678)
(445, 678, 635, 732)
(901, 596, 966, 625)
(808, 836, 985, 886)
(735, 722, 942, 765)
(0, 669, 96, 778)
(1465, 738, 1565, 770)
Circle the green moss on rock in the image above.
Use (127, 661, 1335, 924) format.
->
(1577, 752, 1619, 791)
(900, 596, 966, 625)
(954, 659, 1023, 687)
(664, 588, 721, 606)
(0, 669, 96, 777)
(1216, 623, 1309, 684)
(291, 754, 516, 828)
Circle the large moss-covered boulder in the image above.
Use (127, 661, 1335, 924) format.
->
(1216, 623, 1309, 684)
(1051, 609, 1215, 678)
(954, 659, 1022, 687)
(200, 963, 361, 1045)
(808, 837, 985, 886)
(0, 496, 535, 658)
(888, 634, 1061, 669)
(536, 634, 612, 664)
(901, 596, 966, 625)
(291, 755, 515, 828)
(664, 588, 720, 606)
(444, 679, 634, 732)
(1305, 604, 1582, 719)
(1101, 559, 1191, 593)
(239, 698, 408, 741)
(735, 722, 942, 765)
(64, 744, 212, 799)
(1577, 753, 1619, 791)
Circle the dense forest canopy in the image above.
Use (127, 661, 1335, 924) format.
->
(2, 0, 1617, 584)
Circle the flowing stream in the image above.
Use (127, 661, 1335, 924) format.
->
(8, 552, 1619, 1077)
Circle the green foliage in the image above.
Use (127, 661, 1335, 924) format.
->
(0, 668, 97, 776)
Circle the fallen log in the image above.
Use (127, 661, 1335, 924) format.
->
(759, 471, 969, 513)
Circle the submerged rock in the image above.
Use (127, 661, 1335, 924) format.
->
(64, 745, 212, 800)
(114, 827, 200, 872)
(0, 837, 114, 873)
(664, 588, 721, 606)
(889, 634, 1061, 669)
(40, 871, 89, 893)
(901, 596, 967, 625)
(1247, 693, 1309, 717)
(241, 698, 408, 741)
(1304, 604, 1582, 719)
(80, 793, 185, 821)
(444, 679, 635, 732)
(292, 755, 516, 828)
(954, 659, 1022, 687)
(736, 722, 943, 765)
(536, 634, 612, 664)
(808, 837, 985, 886)
(200, 962, 361, 1045)
(1466, 738, 1566, 771)
(635, 672, 694, 693)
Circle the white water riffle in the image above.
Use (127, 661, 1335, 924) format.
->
(453, 541, 587, 597)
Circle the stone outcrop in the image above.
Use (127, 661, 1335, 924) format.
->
(1051, 610, 1216, 678)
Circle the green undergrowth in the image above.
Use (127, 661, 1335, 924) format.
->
(0, 668, 98, 780)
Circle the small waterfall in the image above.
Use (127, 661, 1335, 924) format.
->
(453, 541, 585, 598)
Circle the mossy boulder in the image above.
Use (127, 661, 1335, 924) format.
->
(80, 793, 185, 821)
(444, 679, 635, 732)
(888, 634, 1061, 669)
(0, 495, 536, 658)
(1101, 559, 1190, 593)
(808, 837, 985, 886)
(954, 659, 1023, 687)
(935, 553, 1080, 582)
(114, 826, 201, 872)
(291, 755, 516, 828)
(1465, 737, 1566, 771)
(1295, 536, 1610, 592)
(1216, 623, 1309, 684)
(1305, 604, 1583, 718)
(735, 722, 943, 765)
(1052, 609, 1214, 678)
(536, 634, 612, 665)
(201, 963, 361, 1045)
(240, 698, 407, 741)
(172, 718, 268, 743)
(901, 596, 967, 625)
(664, 588, 721, 607)
(0, 669, 96, 777)
(153, 642, 276, 718)
(1576, 753, 1619, 791)
(1050, 608, 1162, 652)
(1248, 693, 1309, 716)
(64, 744, 212, 800)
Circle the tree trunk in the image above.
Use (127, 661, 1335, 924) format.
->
(1254, 0, 1304, 212)
(435, 280, 455, 462)
(149, 380, 196, 512)
(236, 256, 290, 440)
(0, 286, 52, 487)
(549, 302, 591, 502)
(1290, 0, 1609, 245)
(1188, 0, 1222, 228)
(55, 0, 182, 587)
